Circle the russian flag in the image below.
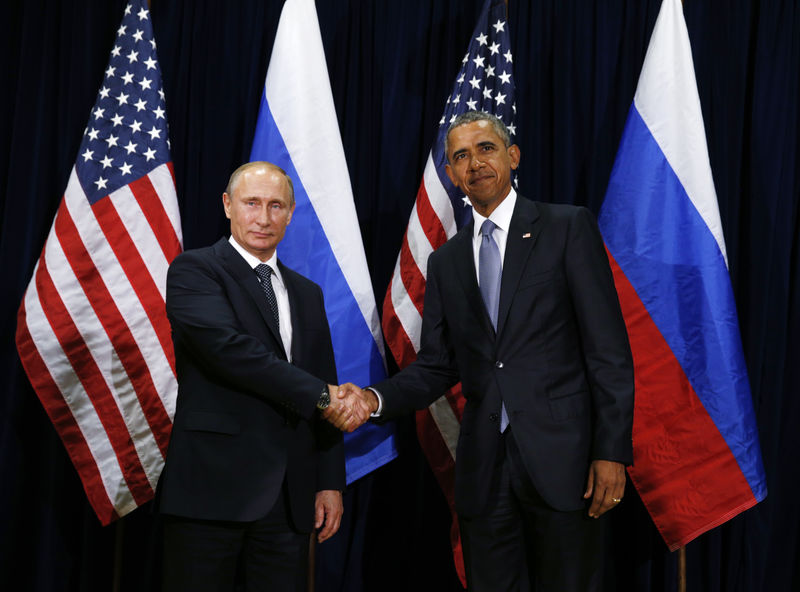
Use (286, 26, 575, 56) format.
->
(250, 0, 396, 483)
(598, 0, 766, 549)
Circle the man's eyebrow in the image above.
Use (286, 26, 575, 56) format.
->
(452, 140, 497, 157)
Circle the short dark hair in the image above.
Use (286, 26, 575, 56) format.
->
(444, 111, 512, 160)
(225, 161, 295, 205)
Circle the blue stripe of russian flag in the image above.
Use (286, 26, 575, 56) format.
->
(250, 0, 396, 484)
(252, 93, 397, 483)
(251, 99, 386, 387)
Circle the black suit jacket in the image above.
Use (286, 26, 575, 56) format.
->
(374, 197, 634, 517)
(157, 238, 344, 532)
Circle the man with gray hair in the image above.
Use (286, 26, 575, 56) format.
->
(339, 113, 634, 591)
(157, 161, 358, 591)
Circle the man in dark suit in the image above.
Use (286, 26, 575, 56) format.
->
(339, 112, 634, 591)
(158, 161, 355, 591)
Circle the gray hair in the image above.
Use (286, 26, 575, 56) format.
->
(225, 161, 295, 205)
(444, 111, 512, 160)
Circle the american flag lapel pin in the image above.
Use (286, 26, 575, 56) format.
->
(522, 232, 531, 238)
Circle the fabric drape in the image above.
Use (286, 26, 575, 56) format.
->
(1, 1, 797, 591)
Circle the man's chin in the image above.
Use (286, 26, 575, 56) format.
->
(466, 193, 494, 207)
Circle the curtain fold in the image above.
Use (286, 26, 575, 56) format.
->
(1, 1, 797, 590)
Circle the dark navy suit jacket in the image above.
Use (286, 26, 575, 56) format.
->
(157, 238, 344, 532)
(374, 197, 634, 517)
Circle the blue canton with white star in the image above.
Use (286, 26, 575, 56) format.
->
(75, 1, 170, 204)
(432, 0, 516, 228)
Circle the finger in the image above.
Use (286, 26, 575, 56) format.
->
(314, 501, 325, 529)
(327, 511, 342, 539)
(583, 467, 595, 499)
(351, 402, 370, 425)
(587, 491, 603, 518)
(337, 383, 356, 399)
(593, 491, 618, 518)
(321, 405, 345, 427)
(317, 518, 331, 542)
(325, 403, 352, 430)
(334, 413, 354, 431)
(321, 504, 343, 541)
(590, 481, 625, 518)
(344, 415, 362, 433)
(317, 511, 337, 542)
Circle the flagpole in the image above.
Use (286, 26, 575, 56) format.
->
(308, 534, 316, 592)
(112, 518, 124, 592)
(678, 0, 687, 586)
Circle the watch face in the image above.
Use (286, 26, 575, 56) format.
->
(317, 388, 331, 410)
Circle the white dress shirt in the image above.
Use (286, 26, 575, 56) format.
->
(229, 236, 293, 361)
(370, 188, 518, 417)
(471, 187, 517, 278)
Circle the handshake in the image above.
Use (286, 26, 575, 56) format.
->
(322, 384, 379, 432)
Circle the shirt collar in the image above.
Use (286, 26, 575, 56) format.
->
(228, 236, 281, 281)
(472, 187, 517, 239)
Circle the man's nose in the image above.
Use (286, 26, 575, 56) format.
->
(470, 154, 484, 169)
(255, 205, 270, 224)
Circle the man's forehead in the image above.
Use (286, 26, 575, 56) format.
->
(235, 170, 287, 194)
(449, 121, 501, 146)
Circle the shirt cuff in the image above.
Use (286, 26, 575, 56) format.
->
(366, 387, 383, 417)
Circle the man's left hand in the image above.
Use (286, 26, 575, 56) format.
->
(583, 460, 626, 518)
(314, 489, 344, 542)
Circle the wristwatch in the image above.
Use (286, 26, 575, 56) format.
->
(316, 384, 331, 410)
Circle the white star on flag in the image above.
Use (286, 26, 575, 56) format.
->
(15, 0, 182, 529)
(381, 0, 517, 581)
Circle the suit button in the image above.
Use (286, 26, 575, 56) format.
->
(489, 413, 499, 423)
(495, 361, 504, 368)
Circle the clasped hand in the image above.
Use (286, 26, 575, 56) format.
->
(322, 383, 377, 432)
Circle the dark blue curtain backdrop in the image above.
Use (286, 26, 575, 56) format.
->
(1, 1, 798, 590)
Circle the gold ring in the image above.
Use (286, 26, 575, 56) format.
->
(612, 497, 622, 503)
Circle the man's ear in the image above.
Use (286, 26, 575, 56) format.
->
(222, 193, 232, 219)
(445, 163, 457, 186)
(508, 145, 521, 170)
(286, 202, 296, 224)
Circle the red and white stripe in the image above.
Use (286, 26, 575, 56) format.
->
(16, 162, 181, 525)
(381, 153, 467, 573)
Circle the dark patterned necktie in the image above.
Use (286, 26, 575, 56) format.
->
(254, 264, 280, 329)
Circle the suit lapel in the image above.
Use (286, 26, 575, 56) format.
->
(497, 197, 541, 337)
(215, 238, 286, 356)
(452, 221, 496, 340)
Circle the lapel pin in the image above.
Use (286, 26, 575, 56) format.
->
(522, 232, 531, 238)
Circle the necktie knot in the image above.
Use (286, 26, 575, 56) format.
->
(480, 219, 497, 238)
(255, 263, 273, 282)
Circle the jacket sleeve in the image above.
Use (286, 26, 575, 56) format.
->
(372, 250, 461, 418)
(564, 207, 635, 464)
(308, 284, 346, 492)
(166, 251, 324, 420)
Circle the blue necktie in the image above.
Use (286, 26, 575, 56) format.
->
(479, 219, 509, 432)
(254, 264, 280, 330)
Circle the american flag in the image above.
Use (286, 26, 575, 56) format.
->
(15, 0, 182, 525)
(380, 0, 515, 582)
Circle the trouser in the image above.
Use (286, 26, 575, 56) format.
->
(459, 428, 606, 592)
